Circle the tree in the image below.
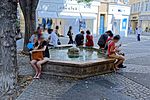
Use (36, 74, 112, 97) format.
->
(0, 0, 18, 99)
(77, 0, 94, 3)
(19, 0, 39, 52)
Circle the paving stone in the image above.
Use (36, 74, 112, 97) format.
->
(16, 35, 150, 100)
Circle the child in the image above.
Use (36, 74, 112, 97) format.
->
(108, 35, 125, 71)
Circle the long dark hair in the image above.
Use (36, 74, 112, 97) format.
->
(69, 26, 72, 31)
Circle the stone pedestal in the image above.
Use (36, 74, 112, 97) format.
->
(42, 59, 115, 79)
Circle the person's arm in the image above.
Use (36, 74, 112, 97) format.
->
(67, 31, 70, 36)
(32, 46, 46, 52)
(81, 35, 84, 44)
(54, 34, 58, 46)
(33, 41, 47, 52)
(29, 35, 33, 43)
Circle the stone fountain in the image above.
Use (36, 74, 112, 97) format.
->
(42, 45, 115, 79)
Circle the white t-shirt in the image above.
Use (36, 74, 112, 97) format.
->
(43, 32, 50, 40)
(50, 32, 58, 47)
(136, 27, 142, 35)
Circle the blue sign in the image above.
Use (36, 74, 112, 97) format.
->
(122, 18, 127, 30)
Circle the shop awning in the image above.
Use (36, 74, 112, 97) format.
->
(80, 13, 97, 19)
(37, 11, 58, 18)
(37, 11, 97, 19)
(58, 12, 81, 19)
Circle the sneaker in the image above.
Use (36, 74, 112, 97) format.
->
(118, 64, 127, 68)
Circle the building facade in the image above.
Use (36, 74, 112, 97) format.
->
(98, 0, 130, 37)
(129, 0, 150, 33)
(19, 0, 131, 37)
(36, 0, 100, 36)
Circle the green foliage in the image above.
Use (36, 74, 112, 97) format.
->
(77, 0, 94, 3)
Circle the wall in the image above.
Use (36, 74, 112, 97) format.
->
(129, 0, 150, 32)
(108, 4, 130, 37)
(36, 0, 100, 35)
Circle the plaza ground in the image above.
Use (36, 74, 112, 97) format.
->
(17, 34, 150, 100)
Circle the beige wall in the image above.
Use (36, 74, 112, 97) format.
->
(129, 0, 140, 4)
(129, 0, 150, 32)
(98, 2, 108, 34)
(19, 5, 25, 34)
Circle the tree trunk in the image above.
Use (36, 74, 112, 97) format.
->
(19, 0, 39, 52)
(0, 0, 18, 99)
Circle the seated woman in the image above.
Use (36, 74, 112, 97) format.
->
(85, 30, 94, 47)
(30, 35, 49, 79)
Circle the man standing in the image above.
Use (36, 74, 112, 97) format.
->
(50, 26, 59, 47)
(75, 31, 85, 46)
(136, 26, 142, 41)
(98, 30, 112, 49)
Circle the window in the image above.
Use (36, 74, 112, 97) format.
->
(137, 2, 140, 12)
(149, 1, 150, 11)
(145, 1, 149, 12)
(141, 2, 144, 12)
(124, 0, 129, 3)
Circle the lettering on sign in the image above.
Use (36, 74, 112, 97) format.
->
(38, 0, 98, 13)
(58, 4, 79, 12)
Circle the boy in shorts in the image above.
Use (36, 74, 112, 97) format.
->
(108, 35, 125, 71)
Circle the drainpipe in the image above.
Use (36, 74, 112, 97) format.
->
(97, 4, 100, 36)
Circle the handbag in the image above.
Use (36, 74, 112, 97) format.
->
(32, 51, 44, 61)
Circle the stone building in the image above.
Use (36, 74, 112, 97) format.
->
(98, 0, 130, 37)
(19, 0, 130, 36)
(129, 0, 150, 33)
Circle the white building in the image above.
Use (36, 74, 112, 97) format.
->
(36, 0, 100, 36)
(107, 4, 130, 37)
(130, 0, 150, 33)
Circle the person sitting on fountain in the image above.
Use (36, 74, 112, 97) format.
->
(108, 35, 125, 71)
(85, 30, 94, 47)
(30, 35, 49, 79)
(75, 30, 85, 46)
(98, 30, 112, 50)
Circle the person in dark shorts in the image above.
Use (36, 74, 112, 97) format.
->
(75, 31, 85, 46)
(67, 26, 74, 44)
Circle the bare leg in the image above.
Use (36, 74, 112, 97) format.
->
(36, 58, 49, 78)
(30, 60, 38, 78)
(115, 59, 124, 69)
(109, 54, 125, 71)
(115, 56, 125, 69)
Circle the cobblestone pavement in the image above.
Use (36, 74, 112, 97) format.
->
(17, 34, 150, 100)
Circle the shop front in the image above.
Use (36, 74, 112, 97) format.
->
(130, 14, 139, 34)
(139, 15, 150, 32)
(36, 0, 99, 36)
(107, 4, 130, 37)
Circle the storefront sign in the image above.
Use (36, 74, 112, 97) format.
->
(57, 4, 79, 12)
(122, 18, 127, 30)
(38, 0, 98, 13)
(108, 5, 130, 15)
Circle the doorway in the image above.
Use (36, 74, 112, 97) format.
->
(99, 14, 105, 35)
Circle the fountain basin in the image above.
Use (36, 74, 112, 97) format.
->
(42, 46, 115, 78)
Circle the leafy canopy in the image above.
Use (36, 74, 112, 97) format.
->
(77, 0, 94, 3)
